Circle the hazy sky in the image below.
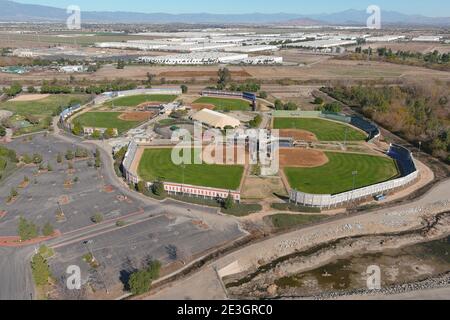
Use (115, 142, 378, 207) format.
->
(14, 0, 450, 16)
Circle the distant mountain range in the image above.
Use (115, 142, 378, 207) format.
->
(1, 0, 449, 26)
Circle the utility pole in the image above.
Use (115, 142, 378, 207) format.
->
(83, 240, 109, 295)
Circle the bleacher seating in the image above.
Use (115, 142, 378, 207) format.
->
(350, 116, 380, 141)
(387, 144, 417, 176)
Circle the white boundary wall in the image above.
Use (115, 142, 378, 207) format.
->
(289, 170, 418, 209)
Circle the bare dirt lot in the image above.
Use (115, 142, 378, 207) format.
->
(118, 111, 156, 122)
(159, 70, 251, 78)
(9, 94, 50, 102)
(279, 148, 328, 168)
(280, 129, 318, 142)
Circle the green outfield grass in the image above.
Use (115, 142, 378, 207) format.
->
(284, 152, 399, 195)
(0, 94, 90, 135)
(104, 94, 178, 107)
(273, 117, 367, 141)
(74, 112, 141, 134)
(138, 148, 244, 190)
(193, 97, 252, 111)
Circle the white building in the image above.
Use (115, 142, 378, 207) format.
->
(138, 52, 248, 65)
(190, 109, 241, 129)
(366, 35, 406, 42)
(412, 36, 443, 42)
(223, 45, 279, 53)
(236, 56, 283, 65)
(60, 65, 86, 73)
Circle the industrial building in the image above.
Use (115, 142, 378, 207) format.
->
(190, 109, 241, 129)
(412, 36, 443, 42)
(137, 52, 248, 65)
(223, 45, 279, 53)
(236, 56, 283, 65)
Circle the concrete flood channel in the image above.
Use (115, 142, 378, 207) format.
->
(224, 212, 450, 299)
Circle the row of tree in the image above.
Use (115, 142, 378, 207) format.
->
(323, 84, 450, 163)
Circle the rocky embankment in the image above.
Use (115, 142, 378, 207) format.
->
(225, 212, 450, 299)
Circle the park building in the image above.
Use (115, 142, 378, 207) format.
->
(190, 109, 241, 130)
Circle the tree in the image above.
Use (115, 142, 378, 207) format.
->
(117, 60, 125, 69)
(56, 153, 63, 164)
(18, 217, 38, 241)
(313, 97, 324, 105)
(0, 125, 6, 137)
(274, 99, 284, 110)
(65, 149, 74, 160)
(91, 130, 101, 139)
(72, 122, 83, 136)
(42, 222, 54, 237)
(180, 84, 188, 94)
(32, 153, 43, 164)
(217, 67, 231, 89)
(152, 180, 165, 196)
(91, 213, 103, 224)
(223, 193, 234, 210)
(3, 82, 22, 97)
(259, 91, 268, 99)
(103, 128, 116, 139)
(146, 73, 155, 87)
(27, 86, 37, 93)
(31, 254, 51, 286)
(128, 260, 161, 295)
(137, 181, 146, 193)
(249, 114, 262, 128)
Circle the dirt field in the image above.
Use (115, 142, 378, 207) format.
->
(280, 129, 318, 142)
(159, 70, 251, 78)
(241, 176, 288, 200)
(118, 111, 156, 122)
(9, 94, 50, 102)
(279, 148, 328, 168)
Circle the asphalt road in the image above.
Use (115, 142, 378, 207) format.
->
(0, 247, 35, 300)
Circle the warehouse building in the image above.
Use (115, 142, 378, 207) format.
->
(137, 52, 248, 65)
(190, 109, 241, 129)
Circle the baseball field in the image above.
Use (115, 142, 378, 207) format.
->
(273, 117, 367, 141)
(137, 148, 244, 190)
(193, 97, 252, 111)
(104, 94, 178, 107)
(74, 111, 153, 133)
(283, 152, 399, 195)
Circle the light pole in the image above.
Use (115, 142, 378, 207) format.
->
(418, 141, 422, 153)
(83, 240, 109, 295)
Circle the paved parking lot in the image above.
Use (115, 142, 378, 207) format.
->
(0, 135, 142, 236)
(49, 213, 242, 296)
(0, 133, 246, 299)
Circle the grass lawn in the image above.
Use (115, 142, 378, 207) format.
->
(104, 94, 177, 107)
(273, 117, 367, 141)
(194, 97, 251, 111)
(138, 148, 244, 190)
(268, 214, 329, 230)
(0, 94, 90, 135)
(74, 112, 141, 134)
(284, 152, 399, 195)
